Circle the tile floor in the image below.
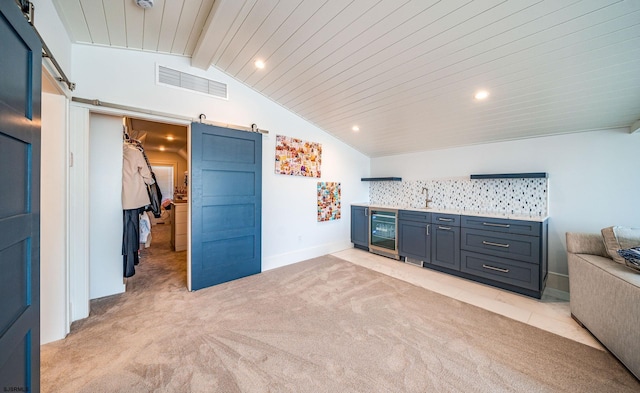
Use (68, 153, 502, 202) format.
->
(332, 248, 604, 350)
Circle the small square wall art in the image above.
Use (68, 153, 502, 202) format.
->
(317, 182, 341, 222)
(275, 135, 322, 178)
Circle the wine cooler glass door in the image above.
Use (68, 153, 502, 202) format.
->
(370, 210, 397, 252)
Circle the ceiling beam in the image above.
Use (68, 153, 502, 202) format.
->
(630, 120, 640, 134)
(190, 0, 224, 70)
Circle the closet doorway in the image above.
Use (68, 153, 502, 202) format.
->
(124, 117, 189, 287)
(126, 116, 189, 284)
(88, 114, 189, 300)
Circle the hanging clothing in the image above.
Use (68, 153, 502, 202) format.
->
(122, 140, 156, 277)
(125, 139, 162, 217)
(122, 142, 154, 209)
(139, 210, 152, 248)
(122, 208, 144, 278)
(146, 171, 163, 218)
(135, 140, 162, 218)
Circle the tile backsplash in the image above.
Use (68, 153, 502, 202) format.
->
(369, 178, 548, 217)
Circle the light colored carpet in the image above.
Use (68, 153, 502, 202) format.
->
(41, 224, 639, 392)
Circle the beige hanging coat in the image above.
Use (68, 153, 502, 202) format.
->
(122, 143, 154, 209)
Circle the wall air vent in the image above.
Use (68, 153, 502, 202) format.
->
(157, 65, 228, 100)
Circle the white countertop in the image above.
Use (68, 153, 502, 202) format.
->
(351, 203, 548, 222)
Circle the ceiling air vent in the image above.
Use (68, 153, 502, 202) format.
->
(157, 65, 228, 99)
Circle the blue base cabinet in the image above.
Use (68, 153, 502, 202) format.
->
(398, 210, 431, 262)
(430, 213, 461, 270)
(353, 206, 548, 298)
(351, 206, 369, 249)
(459, 215, 548, 298)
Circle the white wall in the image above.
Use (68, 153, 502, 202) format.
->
(89, 113, 125, 299)
(41, 92, 69, 343)
(371, 129, 640, 291)
(33, 0, 73, 84)
(71, 44, 370, 275)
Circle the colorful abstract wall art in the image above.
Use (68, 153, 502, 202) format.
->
(317, 182, 341, 222)
(275, 135, 322, 178)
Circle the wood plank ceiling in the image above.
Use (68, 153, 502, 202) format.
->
(53, 0, 640, 157)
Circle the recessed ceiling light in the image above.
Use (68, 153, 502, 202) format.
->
(159, 146, 165, 151)
(255, 60, 265, 69)
(474, 90, 489, 100)
(166, 135, 174, 141)
(135, 0, 154, 8)
(352, 125, 360, 132)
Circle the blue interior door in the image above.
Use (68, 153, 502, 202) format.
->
(0, 2, 42, 391)
(190, 123, 262, 291)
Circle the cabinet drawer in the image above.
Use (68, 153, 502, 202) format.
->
(461, 216, 540, 236)
(460, 251, 539, 291)
(174, 210, 188, 225)
(174, 234, 187, 252)
(174, 220, 187, 236)
(399, 210, 430, 222)
(431, 213, 460, 226)
(461, 228, 540, 264)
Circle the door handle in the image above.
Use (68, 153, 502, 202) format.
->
(365, 208, 368, 216)
(482, 222, 510, 228)
(438, 226, 451, 230)
(426, 224, 429, 236)
(482, 240, 510, 248)
(438, 218, 453, 222)
(482, 264, 510, 273)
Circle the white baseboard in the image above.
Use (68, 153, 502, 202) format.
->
(546, 271, 570, 300)
(263, 241, 353, 271)
(543, 287, 570, 301)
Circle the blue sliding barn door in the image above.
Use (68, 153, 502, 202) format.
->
(190, 123, 262, 291)
(0, 2, 42, 391)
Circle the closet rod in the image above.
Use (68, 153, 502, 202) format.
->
(71, 97, 269, 135)
(20, 0, 76, 91)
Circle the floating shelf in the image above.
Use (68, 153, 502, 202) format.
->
(470, 172, 548, 179)
(361, 177, 402, 181)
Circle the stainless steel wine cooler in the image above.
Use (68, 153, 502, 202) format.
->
(369, 208, 399, 260)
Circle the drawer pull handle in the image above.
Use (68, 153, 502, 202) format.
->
(438, 226, 451, 230)
(438, 218, 453, 222)
(482, 264, 510, 273)
(482, 240, 510, 248)
(483, 222, 510, 228)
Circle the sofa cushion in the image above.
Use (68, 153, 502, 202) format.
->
(617, 247, 640, 272)
(601, 226, 640, 264)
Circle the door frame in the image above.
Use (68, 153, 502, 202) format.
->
(68, 103, 193, 320)
(40, 77, 71, 343)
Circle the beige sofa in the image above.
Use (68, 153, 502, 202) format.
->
(567, 232, 640, 379)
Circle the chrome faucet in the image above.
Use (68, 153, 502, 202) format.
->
(422, 187, 432, 209)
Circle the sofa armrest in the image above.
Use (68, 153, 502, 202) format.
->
(566, 232, 609, 257)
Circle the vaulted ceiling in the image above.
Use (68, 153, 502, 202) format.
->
(53, 0, 640, 157)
